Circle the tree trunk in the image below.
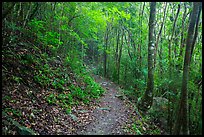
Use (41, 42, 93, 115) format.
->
(117, 28, 124, 84)
(174, 2, 200, 135)
(154, 2, 168, 68)
(115, 28, 120, 65)
(190, 4, 202, 63)
(104, 23, 109, 77)
(167, 4, 180, 133)
(114, 27, 120, 81)
(138, 2, 145, 71)
(124, 28, 132, 61)
(168, 3, 180, 77)
(177, 3, 187, 71)
(139, 2, 156, 112)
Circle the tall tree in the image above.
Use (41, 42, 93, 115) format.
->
(154, 2, 168, 68)
(190, 3, 202, 63)
(103, 22, 109, 77)
(174, 2, 201, 135)
(177, 3, 188, 70)
(138, 2, 145, 71)
(167, 3, 180, 133)
(168, 3, 180, 77)
(138, 2, 156, 112)
(117, 27, 124, 84)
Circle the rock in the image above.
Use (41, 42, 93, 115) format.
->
(148, 97, 168, 129)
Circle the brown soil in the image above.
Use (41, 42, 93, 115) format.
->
(76, 74, 136, 135)
(2, 73, 137, 135)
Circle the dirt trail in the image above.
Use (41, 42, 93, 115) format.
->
(77, 74, 132, 135)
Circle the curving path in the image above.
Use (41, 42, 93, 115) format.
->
(76, 74, 133, 135)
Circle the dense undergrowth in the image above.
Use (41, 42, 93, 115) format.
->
(2, 18, 104, 135)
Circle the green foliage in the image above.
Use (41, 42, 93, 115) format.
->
(12, 76, 23, 83)
(34, 73, 50, 87)
(2, 95, 11, 100)
(51, 78, 65, 90)
(46, 93, 57, 105)
(127, 115, 161, 135)
(70, 84, 86, 100)
(122, 89, 138, 101)
(66, 107, 72, 114)
(28, 19, 62, 50)
(132, 123, 142, 135)
(4, 108, 22, 117)
(45, 31, 61, 45)
(20, 54, 35, 65)
(83, 75, 105, 98)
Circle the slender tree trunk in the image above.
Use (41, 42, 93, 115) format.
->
(174, 2, 200, 135)
(115, 28, 120, 65)
(124, 61, 127, 87)
(124, 28, 132, 61)
(154, 2, 168, 68)
(177, 3, 187, 71)
(138, 2, 145, 71)
(114, 27, 120, 81)
(190, 4, 202, 63)
(167, 4, 180, 134)
(168, 3, 180, 77)
(139, 2, 156, 112)
(104, 23, 109, 77)
(158, 37, 163, 76)
(117, 28, 124, 84)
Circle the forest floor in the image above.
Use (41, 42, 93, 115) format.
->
(76, 74, 138, 135)
(2, 73, 139, 135)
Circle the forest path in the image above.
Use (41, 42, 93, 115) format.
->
(76, 74, 133, 135)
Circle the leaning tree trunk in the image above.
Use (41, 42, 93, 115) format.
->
(138, 2, 156, 112)
(173, 2, 201, 135)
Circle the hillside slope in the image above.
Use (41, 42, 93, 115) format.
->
(2, 27, 104, 135)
